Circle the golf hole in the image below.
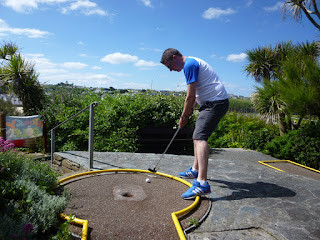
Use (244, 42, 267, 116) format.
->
(122, 192, 134, 198)
(113, 184, 147, 201)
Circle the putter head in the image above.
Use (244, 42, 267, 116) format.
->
(148, 168, 157, 172)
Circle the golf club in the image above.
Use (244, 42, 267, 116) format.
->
(148, 127, 180, 172)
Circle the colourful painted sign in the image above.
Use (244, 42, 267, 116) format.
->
(5, 115, 44, 147)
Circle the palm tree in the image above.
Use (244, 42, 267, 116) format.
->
(245, 43, 292, 135)
(277, 53, 320, 120)
(0, 42, 45, 115)
(244, 41, 319, 135)
(244, 46, 278, 82)
(0, 42, 18, 60)
(251, 81, 288, 136)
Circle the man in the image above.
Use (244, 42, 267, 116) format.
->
(160, 48, 229, 199)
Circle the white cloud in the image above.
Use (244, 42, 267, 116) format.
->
(100, 52, 159, 69)
(61, 62, 88, 69)
(0, 18, 50, 38)
(264, 2, 283, 12)
(140, 0, 152, 8)
(41, 72, 115, 86)
(121, 82, 150, 89)
(226, 53, 247, 62)
(2, 0, 109, 16)
(134, 60, 159, 67)
(62, 0, 108, 16)
(109, 72, 131, 77)
(84, 8, 107, 16)
(139, 47, 161, 52)
(25, 54, 57, 69)
(202, 7, 235, 19)
(246, 0, 253, 7)
(24, 53, 115, 86)
(69, 0, 97, 10)
(25, 53, 68, 76)
(100, 52, 138, 64)
(91, 66, 102, 70)
(2, 0, 39, 13)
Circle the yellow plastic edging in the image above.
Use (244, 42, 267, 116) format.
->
(286, 160, 320, 174)
(258, 160, 285, 172)
(58, 169, 201, 240)
(60, 213, 88, 240)
(258, 160, 320, 174)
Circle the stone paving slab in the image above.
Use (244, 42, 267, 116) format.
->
(54, 148, 320, 240)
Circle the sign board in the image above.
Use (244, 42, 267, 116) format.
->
(5, 115, 44, 147)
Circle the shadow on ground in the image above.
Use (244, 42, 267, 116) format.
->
(208, 179, 296, 201)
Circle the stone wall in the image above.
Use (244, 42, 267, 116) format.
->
(53, 153, 88, 174)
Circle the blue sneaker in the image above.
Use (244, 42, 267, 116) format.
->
(182, 180, 211, 199)
(179, 167, 198, 179)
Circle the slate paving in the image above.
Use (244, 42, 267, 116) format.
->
(55, 148, 320, 240)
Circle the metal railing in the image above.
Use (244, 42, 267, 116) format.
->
(50, 102, 98, 169)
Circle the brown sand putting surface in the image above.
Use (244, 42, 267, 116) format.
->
(61, 172, 210, 240)
(266, 161, 320, 181)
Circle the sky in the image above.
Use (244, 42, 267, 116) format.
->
(0, 0, 318, 97)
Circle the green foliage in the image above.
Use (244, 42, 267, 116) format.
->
(188, 217, 199, 227)
(264, 121, 320, 170)
(277, 54, 320, 118)
(245, 41, 320, 135)
(40, 87, 193, 152)
(0, 42, 46, 116)
(0, 151, 69, 239)
(50, 216, 73, 240)
(0, 98, 20, 115)
(208, 112, 278, 150)
(40, 84, 319, 170)
(228, 98, 256, 113)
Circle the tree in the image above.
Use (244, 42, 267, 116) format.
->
(0, 42, 46, 115)
(282, 0, 320, 30)
(244, 41, 297, 82)
(251, 82, 288, 136)
(277, 53, 320, 119)
(244, 41, 320, 135)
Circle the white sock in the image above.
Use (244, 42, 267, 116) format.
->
(191, 167, 198, 172)
(197, 179, 207, 186)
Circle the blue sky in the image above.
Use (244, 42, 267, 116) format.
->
(0, 0, 318, 97)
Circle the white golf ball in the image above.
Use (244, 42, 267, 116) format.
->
(145, 178, 151, 183)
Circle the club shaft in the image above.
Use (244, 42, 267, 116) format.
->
(153, 127, 180, 170)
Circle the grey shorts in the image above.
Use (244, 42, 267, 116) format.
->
(193, 99, 229, 141)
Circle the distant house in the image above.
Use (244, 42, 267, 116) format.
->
(0, 94, 22, 106)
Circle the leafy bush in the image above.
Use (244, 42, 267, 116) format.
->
(264, 121, 320, 170)
(0, 151, 69, 239)
(0, 99, 21, 116)
(243, 127, 279, 151)
(40, 88, 194, 152)
(228, 98, 256, 113)
(208, 112, 278, 150)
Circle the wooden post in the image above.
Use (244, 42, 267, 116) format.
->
(0, 112, 6, 140)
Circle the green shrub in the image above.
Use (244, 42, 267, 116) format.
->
(40, 88, 194, 152)
(0, 151, 69, 239)
(265, 121, 320, 170)
(0, 99, 21, 116)
(228, 98, 256, 113)
(208, 112, 278, 149)
(243, 127, 279, 151)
